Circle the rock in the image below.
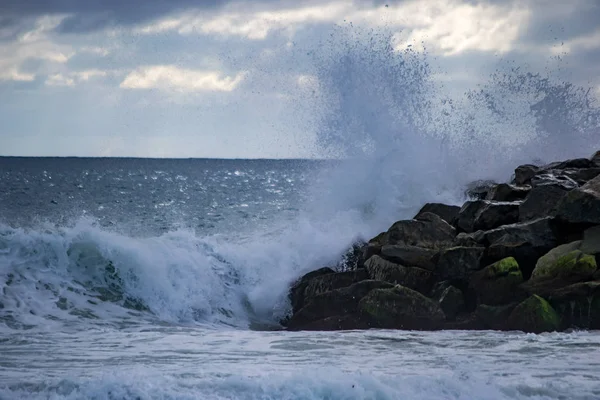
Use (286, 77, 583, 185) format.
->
(581, 226, 600, 255)
(519, 184, 569, 221)
(465, 180, 497, 200)
(443, 314, 486, 330)
(453, 231, 486, 247)
(333, 242, 368, 271)
(470, 257, 525, 306)
(435, 246, 485, 282)
(438, 286, 465, 320)
(286, 280, 394, 330)
(414, 203, 460, 225)
(358, 285, 445, 330)
(364, 255, 433, 294)
(289, 267, 335, 313)
(475, 303, 518, 330)
(483, 218, 559, 279)
(506, 295, 561, 333)
(380, 244, 437, 271)
(540, 281, 600, 330)
(555, 175, 600, 225)
(560, 168, 600, 185)
(543, 158, 596, 170)
(514, 164, 539, 185)
(383, 213, 456, 250)
(485, 183, 531, 202)
(456, 201, 485, 233)
(362, 243, 381, 263)
(293, 314, 374, 331)
(473, 201, 520, 231)
(592, 150, 600, 167)
(303, 269, 369, 303)
(530, 245, 596, 287)
(530, 173, 579, 190)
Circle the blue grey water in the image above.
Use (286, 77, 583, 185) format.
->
(1, 157, 599, 400)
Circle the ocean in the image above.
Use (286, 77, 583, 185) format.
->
(1, 157, 599, 400)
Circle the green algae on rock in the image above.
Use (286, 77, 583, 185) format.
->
(507, 295, 561, 333)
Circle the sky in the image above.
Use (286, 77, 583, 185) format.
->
(1, 0, 599, 158)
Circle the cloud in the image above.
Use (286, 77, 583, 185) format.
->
(119, 65, 246, 92)
(45, 69, 108, 86)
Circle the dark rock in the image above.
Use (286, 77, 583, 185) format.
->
(530, 245, 596, 285)
(592, 150, 600, 167)
(555, 175, 600, 225)
(540, 281, 600, 330)
(285, 280, 394, 330)
(456, 201, 485, 233)
(364, 255, 433, 294)
(465, 180, 497, 200)
(435, 246, 485, 282)
(483, 218, 559, 279)
(303, 269, 369, 303)
(292, 314, 375, 331)
(362, 243, 381, 263)
(485, 183, 531, 202)
(514, 164, 539, 185)
(519, 184, 569, 222)
(560, 168, 600, 185)
(475, 302, 518, 330)
(470, 257, 525, 306)
(581, 226, 600, 255)
(438, 286, 465, 321)
(414, 203, 461, 225)
(506, 295, 561, 333)
(443, 314, 486, 330)
(289, 267, 335, 313)
(453, 231, 486, 247)
(530, 173, 579, 190)
(383, 212, 456, 250)
(333, 242, 368, 271)
(358, 285, 445, 330)
(473, 201, 520, 231)
(380, 244, 437, 271)
(431, 281, 452, 299)
(543, 158, 596, 170)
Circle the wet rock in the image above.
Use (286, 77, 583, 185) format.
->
(543, 158, 596, 170)
(530, 245, 596, 286)
(559, 168, 600, 185)
(519, 184, 569, 222)
(358, 285, 445, 330)
(530, 173, 579, 190)
(483, 218, 559, 279)
(470, 257, 525, 306)
(435, 246, 485, 282)
(414, 203, 461, 225)
(456, 201, 485, 233)
(286, 280, 394, 330)
(506, 295, 561, 333)
(592, 150, 600, 167)
(541, 281, 600, 330)
(303, 269, 369, 303)
(453, 231, 486, 247)
(293, 314, 374, 331)
(438, 285, 465, 321)
(473, 201, 520, 231)
(581, 226, 600, 255)
(383, 212, 456, 250)
(465, 180, 497, 200)
(289, 267, 335, 313)
(513, 164, 539, 185)
(443, 314, 486, 330)
(475, 302, 518, 330)
(555, 175, 600, 225)
(485, 183, 531, 202)
(364, 255, 433, 294)
(380, 244, 437, 271)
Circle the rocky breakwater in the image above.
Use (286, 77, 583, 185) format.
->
(282, 151, 600, 333)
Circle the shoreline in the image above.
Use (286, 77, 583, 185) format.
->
(282, 150, 600, 333)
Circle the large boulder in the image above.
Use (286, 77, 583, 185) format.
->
(358, 285, 445, 330)
(559, 168, 600, 185)
(364, 255, 433, 294)
(383, 212, 456, 249)
(285, 280, 393, 330)
(289, 267, 335, 313)
(555, 175, 600, 225)
(540, 281, 600, 330)
(592, 150, 600, 167)
(581, 226, 600, 255)
(414, 203, 460, 225)
(518, 184, 569, 222)
(453, 231, 486, 247)
(506, 295, 561, 333)
(303, 269, 369, 303)
(457, 200, 520, 233)
(542, 158, 596, 170)
(513, 164, 539, 185)
(482, 218, 559, 279)
(465, 180, 497, 200)
(530, 245, 596, 285)
(438, 285, 465, 321)
(435, 246, 485, 282)
(470, 257, 525, 306)
(475, 302, 518, 330)
(530, 173, 579, 190)
(379, 244, 436, 271)
(486, 183, 531, 202)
